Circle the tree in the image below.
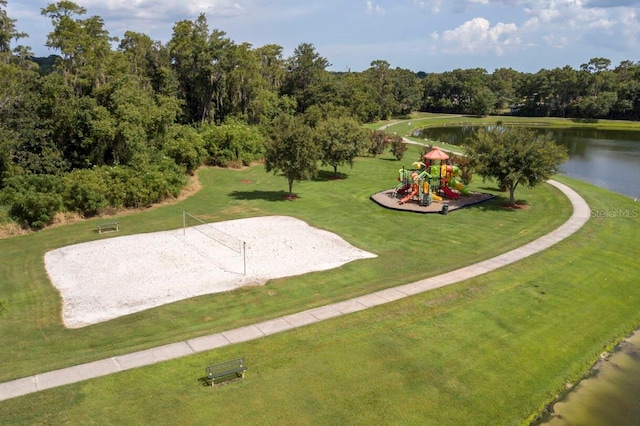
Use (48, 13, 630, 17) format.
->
(391, 67, 421, 115)
(264, 114, 320, 196)
(465, 127, 568, 205)
(364, 60, 395, 119)
(315, 116, 369, 178)
(41, 1, 114, 95)
(169, 14, 233, 123)
(387, 135, 407, 160)
(470, 86, 496, 117)
(368, 130, 388, 156)
(0, 0, 28, 64)
(281, 43, 330, 113)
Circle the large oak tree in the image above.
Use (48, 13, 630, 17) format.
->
(466, 127, 568, 205)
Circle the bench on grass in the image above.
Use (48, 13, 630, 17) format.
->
(206, 358, 247, 386)
(97, 221, 119, 234)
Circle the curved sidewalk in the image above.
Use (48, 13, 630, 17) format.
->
(0, 180, 591, 402)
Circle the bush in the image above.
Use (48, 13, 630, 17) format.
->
(162, 125, 207, 175)
(449, 153, 473, 185)
(388, 135, 407, 160)
(118, 159, 187, 208)
(368, 130, 388, 156)
(62, 169, 109, 217)
(200, 119, 265, 167)
(1, 174, 64, 229)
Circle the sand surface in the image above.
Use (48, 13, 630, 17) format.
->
(44, 216, 377, 328)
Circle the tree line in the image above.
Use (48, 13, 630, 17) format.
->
(0, 1, 638, 229)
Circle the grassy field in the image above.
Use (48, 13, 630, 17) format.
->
(0, 115, 638, 424)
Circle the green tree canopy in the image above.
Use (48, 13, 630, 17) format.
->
(281, 43, 330, 113)
(465, 127, 568, 205)
(314, 116, 369, 178)
(264, 114, 320, 196)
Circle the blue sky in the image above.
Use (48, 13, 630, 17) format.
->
(6, 0, 640, 73)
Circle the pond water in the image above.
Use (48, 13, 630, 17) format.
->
(541, 330, 640, 425)
(414, 126, 640, 199)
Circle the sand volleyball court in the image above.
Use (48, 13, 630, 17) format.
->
(45, 216, 376, 328)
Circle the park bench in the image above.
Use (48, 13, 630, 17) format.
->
(97, 221, 119, 234)
(206, 358, 247, 386)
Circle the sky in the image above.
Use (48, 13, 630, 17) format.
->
(6, 0, 640, 73)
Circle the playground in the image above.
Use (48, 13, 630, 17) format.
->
(371, 146, 494, 213)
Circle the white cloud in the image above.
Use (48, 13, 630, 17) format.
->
(365, 1, 386, 15)
(439, 17, 520, 55)
(77, 0, 247, 19)
(412, 0, 443, 13)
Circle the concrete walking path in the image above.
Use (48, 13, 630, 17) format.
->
(0, 180, 590, 402)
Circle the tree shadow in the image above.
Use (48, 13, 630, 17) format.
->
(478, 186, 504, 192)
(314, 170, 350, 181)
(466, 194, 529, 212)
(228, 190, 299, 202)
(571, 118, 599, 124)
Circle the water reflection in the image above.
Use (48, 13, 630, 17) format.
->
(414, 126, 640, 199)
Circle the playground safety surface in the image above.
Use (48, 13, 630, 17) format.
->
(370, 189, 495, 213)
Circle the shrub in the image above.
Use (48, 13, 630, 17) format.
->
(200, 119, 265, 167)
(368, 130, 388, 156)
(62, 169, 109, 217)
(162, 125, 207, 175)
(388, 135, 407, 160)
(0, 174, 64, 229)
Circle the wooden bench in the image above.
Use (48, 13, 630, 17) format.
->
(97, 221, 119, 234)
(206, 358, 247, 386)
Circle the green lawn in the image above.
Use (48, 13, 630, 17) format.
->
(0, 142, 570, 380)
(1, 119, 639, 424)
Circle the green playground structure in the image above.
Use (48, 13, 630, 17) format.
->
(392, 147, 470, 206)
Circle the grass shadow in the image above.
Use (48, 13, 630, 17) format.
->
(478, 186, 503, 192)
(314, 170, 350, 181)
(228, 190, 298, 202)
(467, 194, 529, 212)
(198, 376, 211, 387)
(571, 118, 599, 124)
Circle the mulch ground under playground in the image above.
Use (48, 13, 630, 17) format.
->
(370, 189, 495, 214)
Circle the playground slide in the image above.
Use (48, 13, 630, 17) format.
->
(430, 192, 443, 202)
(454, 182, 471, 196)
(441, 186, 460, 199)
(399, 187, 419, 204)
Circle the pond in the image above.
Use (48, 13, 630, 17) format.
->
(413, 126, 640, 199)
(540, 330, 640, 425)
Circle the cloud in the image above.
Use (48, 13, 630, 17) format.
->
(439, 17, 520, 55)
(585, 0, 640, 7)
(520, 0, 639, 51)
(412, 0, 443, 13)
(365, 1, 386, 15)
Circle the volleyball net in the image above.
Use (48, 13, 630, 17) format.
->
(182, 211, 247, 275)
